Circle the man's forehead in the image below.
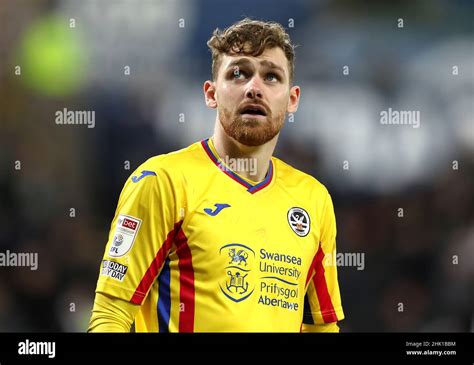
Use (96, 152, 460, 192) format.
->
(221, 47, 288, 72)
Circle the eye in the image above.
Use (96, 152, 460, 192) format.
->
(232, 67, 246, 80)
(265, 73, 279, 82)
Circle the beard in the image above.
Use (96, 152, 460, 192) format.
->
(218, 105, 286, 147)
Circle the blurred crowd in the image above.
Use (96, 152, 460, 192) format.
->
(0, 0, 472, 332)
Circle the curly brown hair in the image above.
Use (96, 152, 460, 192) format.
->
(207, 18, 296, 84)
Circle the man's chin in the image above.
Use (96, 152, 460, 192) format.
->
(233, 127, 276, 146)
(240, 118, 263, 127)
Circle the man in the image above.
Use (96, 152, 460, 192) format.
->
(88, 18, 344, 332)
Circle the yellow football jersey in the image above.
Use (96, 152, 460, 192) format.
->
(93, 138, 344, 332)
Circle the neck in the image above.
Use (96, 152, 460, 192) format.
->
(212, 118, 278, 183)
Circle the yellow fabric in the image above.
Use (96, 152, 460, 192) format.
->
(301, 322, 340, 333)
(88, 292, 138, 332)
(89, 139, 344, 332)
(302, 193, 345, 325)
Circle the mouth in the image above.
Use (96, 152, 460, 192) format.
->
(240, 104, 267, 117)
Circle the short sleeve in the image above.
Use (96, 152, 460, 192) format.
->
(302, 192, 344, 328)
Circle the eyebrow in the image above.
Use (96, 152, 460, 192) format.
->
(226, 58, 286, 76)
(260, 60, 286, 75)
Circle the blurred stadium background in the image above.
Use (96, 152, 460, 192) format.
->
(0, 0, 472, 332)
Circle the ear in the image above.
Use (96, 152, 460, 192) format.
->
(203, 80, 218, 109)
(287, 85, 300, 113)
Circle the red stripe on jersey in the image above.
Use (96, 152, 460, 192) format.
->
(313, 245, 338, 323)
(174, 227, 195, 332)
(305, 251, 319, 287)
(130, 221, 182, 305)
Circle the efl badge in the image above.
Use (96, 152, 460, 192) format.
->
(108, 215, 142, 257)
(287, 207, 310, 237)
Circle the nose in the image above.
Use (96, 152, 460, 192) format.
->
(245, 77, 263, 99)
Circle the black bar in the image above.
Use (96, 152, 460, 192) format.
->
(0, 333, 471, 363)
